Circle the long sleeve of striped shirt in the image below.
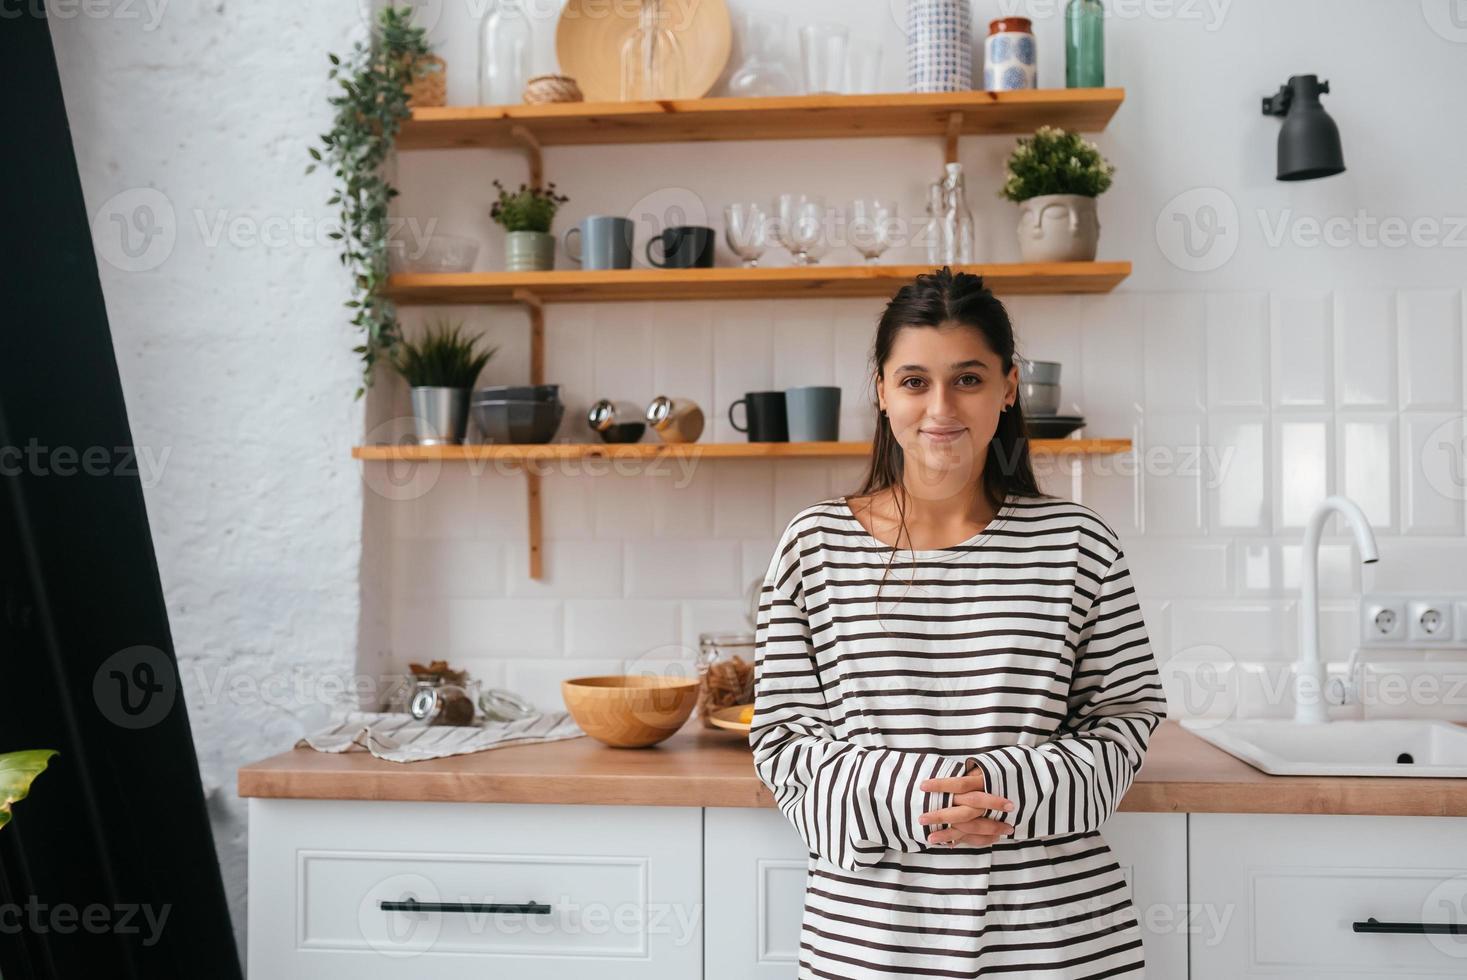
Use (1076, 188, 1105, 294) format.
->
(749, 553, 966, 873)
(959, 547, 1168, 840)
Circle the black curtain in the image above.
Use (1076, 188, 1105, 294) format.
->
(0, 9, 242, 979)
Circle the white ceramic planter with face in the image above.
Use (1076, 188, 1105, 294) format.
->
(1015, 193, 1100, 263)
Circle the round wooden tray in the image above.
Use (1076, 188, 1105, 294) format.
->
(555, 0, 732, 102)
(706, 702, 754, 733)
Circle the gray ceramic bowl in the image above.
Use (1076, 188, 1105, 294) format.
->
(1020, 381, 1061, 416)
(1018, 358, 1062, 385)
(473, 384, 560, 402)
(471, 399, 565, 444)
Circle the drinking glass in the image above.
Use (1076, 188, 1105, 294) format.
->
(799, 23, 848, 95)
(775, 193, 828, 265)
(848, 199, 899, 264)
(845, 39, 883, 94)
(724, 202, 770, 268)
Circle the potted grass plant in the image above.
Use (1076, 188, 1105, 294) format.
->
(490, 179, 570, 271)
(1, 750, 56, 830)
(395, 320, 498, 445)
(999, 125, 1116, 262)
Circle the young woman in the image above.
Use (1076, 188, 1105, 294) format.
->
(750, 267, 1168, 979)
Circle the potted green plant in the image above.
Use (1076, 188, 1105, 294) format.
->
(310, 5, 438, 397)
(491, 179, 570, 271)
(999, 125, 1115, 263)
(1, 750, 56, 830)
(395, 320, 498, 445)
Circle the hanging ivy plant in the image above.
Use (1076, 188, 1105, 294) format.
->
(310, 6, 435, 397)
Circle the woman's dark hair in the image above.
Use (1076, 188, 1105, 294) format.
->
(850, 266, 1048, 556)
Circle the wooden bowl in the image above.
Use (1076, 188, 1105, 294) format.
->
(561, 675, 699, 748)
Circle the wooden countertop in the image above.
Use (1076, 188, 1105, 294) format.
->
(236, 719, 1467, 817)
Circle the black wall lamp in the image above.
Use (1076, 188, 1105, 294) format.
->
(1261, 74, 1345, 181)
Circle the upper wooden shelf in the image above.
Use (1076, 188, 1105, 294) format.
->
(353, 439, 1132, 462)
(383, 262, 1130, 304)
(397, 89, 1125, 150)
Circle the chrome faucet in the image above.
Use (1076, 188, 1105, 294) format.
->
(1296, 495, 1379, 724)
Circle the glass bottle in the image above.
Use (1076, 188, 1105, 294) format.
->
(924, 179, 944, 264)
(620, 0, 684, 101)
(479, 0, 533, 105)
(940, 162, 975, 263)
(726, 9, 794, 98)
(1065, 0, 1105, 88)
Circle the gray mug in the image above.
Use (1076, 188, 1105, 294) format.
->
(563, 216, 634, 270)
(784, 386, 841, 442)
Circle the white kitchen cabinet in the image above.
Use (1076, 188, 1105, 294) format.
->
(1190, 813, 1467, 979)
(700, 809, 1188, 980)
(247, 799, 702, 980)
(704, 808, 809, 980)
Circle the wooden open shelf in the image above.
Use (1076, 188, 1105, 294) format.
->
(353, 439, 1132, 462)
(397, 89, 1125, 150)
(383, 262, 1131, 305)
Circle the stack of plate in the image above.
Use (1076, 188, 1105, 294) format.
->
(1018, 359, 1085, 438)
(470, 385, 564, 444)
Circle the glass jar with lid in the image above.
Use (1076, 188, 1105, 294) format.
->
(695, 632, 756, 728)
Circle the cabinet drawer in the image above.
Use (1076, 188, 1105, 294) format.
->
(1191, 813, 1467, 979)
(249, 799, 701, 980)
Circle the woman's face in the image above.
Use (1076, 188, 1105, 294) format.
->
(876, 322, 1018, 483)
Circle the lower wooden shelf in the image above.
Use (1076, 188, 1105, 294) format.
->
(352, 438, 1131, 462)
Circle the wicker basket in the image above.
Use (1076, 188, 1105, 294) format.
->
(523, 73, 584, 105)
(406, 54, 447, 108)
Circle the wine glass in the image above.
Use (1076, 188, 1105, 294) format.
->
(724, 202, 770, 268)
(774, 193, 828, 265)
(848, 198, 899, 264)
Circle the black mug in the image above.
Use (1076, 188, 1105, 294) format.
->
(646, 225, 716, 269)
(729, 391, 789, 442)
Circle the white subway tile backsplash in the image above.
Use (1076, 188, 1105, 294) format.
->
(378, 284, 1467, 704)
(712, 461, 774, 537)
(1337, 415, 1397, 531)
(1171, 599, 1297, 660)
(1140, 414, 1207, 533)
(1270, 290, 1331, 408)
(1401, 413, 1467, 535)
(1208, 414, 1270, 532)
(505, 539, 623, 598)
(1143, 293, 1207, 413)
(1204, 291, 1269, 409)
(1127, 540, 1231, 597)
(564, 599, 681, 658)
(1333, 289, 1395, 409)
(448, 598, 563, 657)
(625, 539, 742, 598)
(1397, 289, 1462, 410)
(1273, 415, 1332, 529)
(392, 539, 505, 598)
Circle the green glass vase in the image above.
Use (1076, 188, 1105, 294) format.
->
(1065, 0, 1105, 88)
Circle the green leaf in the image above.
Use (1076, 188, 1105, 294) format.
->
(0, 750, 57, 830)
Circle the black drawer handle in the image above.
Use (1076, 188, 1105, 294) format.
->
(381, 897, 551, 915)
(1353, 917, 1467, 935)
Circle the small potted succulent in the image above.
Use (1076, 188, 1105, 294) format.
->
(491, 179, 569, 271)
(395, 320, 498, 445)
(999, 125, 1115, 263)
(1, 749, 55, 830)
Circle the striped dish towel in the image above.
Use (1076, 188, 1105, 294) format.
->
(298, 710, 585, 763)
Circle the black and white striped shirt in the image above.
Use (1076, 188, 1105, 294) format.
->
(749, 493, 1168, 979)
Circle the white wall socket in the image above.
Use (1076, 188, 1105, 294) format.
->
(1457, 602, 1467, 643)
(1407, 598, 1455, 642)
(1362, 597, 1405, 642)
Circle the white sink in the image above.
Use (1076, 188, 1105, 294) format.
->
(1181, 718, 1467, 777)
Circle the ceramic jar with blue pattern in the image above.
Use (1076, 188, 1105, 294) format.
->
(906, 0, 973, 93)
(984, 16, 1037, 91)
